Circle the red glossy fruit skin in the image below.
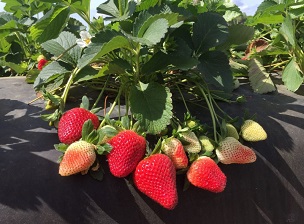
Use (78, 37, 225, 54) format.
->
(58, 108, 99, 144)
(107, 130, 146, 178)
(133, 154, 178, 210)
(187, 156, 227, 193)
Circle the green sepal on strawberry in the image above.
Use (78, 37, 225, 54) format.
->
(187, 156, 227, 193)
(133, 154, 178, 210)
(161, 137, 188, 169)
(107, 130, 146, 178)
(216, 137, 256, 164)
(59, 140, 97, 176)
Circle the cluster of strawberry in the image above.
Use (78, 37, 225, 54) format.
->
(55, 107, 267, 210)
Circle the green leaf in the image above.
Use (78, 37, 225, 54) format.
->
(82, 120, 95, 141)
(54, 143, 69, 153)
(97, 0, 136, 21)
(133, 11, 181, 37)
(80, 95, 90, 110)
(136, 0, 159, 11)
(130, 82, 173, 135)
(246, 14, 284, 26)
(128, 17, 170, 46)
(217, 24, 255, 50)
(33, 61, 70, 89)
(96, 143, 112, 155)
(41, 31, 82, 66)
(248, 58, 276, 94)
(223, 10, 242, 22)
(121, 116, 130, 130)
(70, 0, 91, 18)
(192, 12, 229, 55)
(197, 51, 233, 92)
(282, 57, 303, 92)
(73, 66, 99, 83)
(255, 1, 285, 15)
(41, 109, 61, 122)
(0, 60, 26, 74)
(77, 30, 130, 69)
(279, 15, 295, 47)
(29, 5, 70, 43)
(26, 69, 40, 84)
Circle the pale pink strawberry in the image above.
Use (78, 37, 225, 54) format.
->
(179, 130, 201, 153)
(216, 137, 256, 164)
(161, 137, 188, 169)
(59, 140, 96, 176)
(187, 156, 226, 193)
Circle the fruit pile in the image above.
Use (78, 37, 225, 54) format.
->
(54, 99, 267, 210)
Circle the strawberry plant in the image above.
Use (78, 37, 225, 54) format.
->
(243, 0, 304, 92)
(1, 0, 272, 210)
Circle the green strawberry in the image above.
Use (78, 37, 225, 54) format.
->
(107, 130, 146, 178)
(216, 137, 256, 164)
(226, 123, 239, 140)
(58, 107, 99, 144)
(59, 140, 96, 176)
(187, 156, 227, 193)
(199, 136, 214, 152)
(133, 154, 178, 210)
(161, 137, 188, 169)
(179, 130, 201, 153)
(240, 119, 267, 142)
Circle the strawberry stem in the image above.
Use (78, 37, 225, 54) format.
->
(176, 84, 190, 113)
(196, 83, 219, 143)
(91, 75, 110, 110)
(61, 67, 81, 106)
(98, 86, 123, 128)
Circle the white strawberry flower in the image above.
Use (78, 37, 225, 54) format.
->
(76, 31, 92, 48)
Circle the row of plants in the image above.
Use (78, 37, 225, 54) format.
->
(0, 0, 301, 209)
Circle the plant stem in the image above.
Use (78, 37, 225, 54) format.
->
(61, 67, 80, 106)
(91, 75, 110, 110)
(98, 86, 123, 128)
(196, 83, 218, 143)
(176, 84, 190, 113)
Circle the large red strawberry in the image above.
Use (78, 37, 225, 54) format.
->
(187, 156, 227, 193)
(59, 140, 96, 176)
(161, 137, 188, 169)
(215, 137, 256, 164)
(107, 130, 146, 178)
(58, 107, 99, 144)
(133, 154, 178, 210)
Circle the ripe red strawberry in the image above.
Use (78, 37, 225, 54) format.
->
(216, 137, 256, 164)
(133, 154, 178, 210)
(179, 130, 201, 153)
(37, 58, 48, 70)
(107, 130, 146, 178)
(187, 156, 226, 193)
(58, 107, 99, 144)
(59, 140, 96, 176)
(161, 137, 188, 169)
